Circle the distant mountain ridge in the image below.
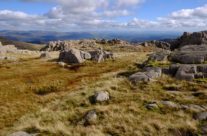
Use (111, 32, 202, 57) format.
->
(0, 30, 181, 44)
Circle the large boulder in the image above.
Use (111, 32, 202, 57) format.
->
(170, 51, 206, 64)
(147, 50, 171, 61)
(59, 48, 91, 64)
(89, 49, 113, 63)
(170, 64, 207, 80)
(175, 65, 196, 81)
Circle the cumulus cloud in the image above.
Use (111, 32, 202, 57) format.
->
(0, 1, 207, 31)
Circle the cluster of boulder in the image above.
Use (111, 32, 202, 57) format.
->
(58, 48, 114, 64)
(132, 31, 207, 82)
(40, 40, 98, 52)
(39, 40, 114, 65)
(97, 38, 127, 45)
(141, 40, 171, 50)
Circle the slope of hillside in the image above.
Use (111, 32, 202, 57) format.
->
(0, 36, 43, 51)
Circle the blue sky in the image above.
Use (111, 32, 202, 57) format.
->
(0, 0, 206, 31)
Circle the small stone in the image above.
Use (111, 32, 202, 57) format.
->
(83, 110, 97, 125)
(94, 91, 110, 103)
(145, 102, 159, 110)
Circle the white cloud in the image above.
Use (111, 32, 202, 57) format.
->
(0, 1, 207, 31)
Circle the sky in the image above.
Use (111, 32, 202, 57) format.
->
(0, 0, 207, 32)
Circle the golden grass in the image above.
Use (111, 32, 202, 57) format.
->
(0, 51, 147, 134)
(0, 50, 206, 136)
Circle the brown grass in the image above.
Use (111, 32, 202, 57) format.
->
(0, 49, 206, 136)
(0, 51, 147, 134)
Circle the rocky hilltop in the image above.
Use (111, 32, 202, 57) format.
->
(1, 31, 207, 136)
(172, 31, 207, 49)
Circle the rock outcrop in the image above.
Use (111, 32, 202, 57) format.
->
(0, 45, 17, 54)
(41, 40, 97, 52)
(141, 40, 171, 50)
(97, 38, 128, 45)
(172, 31, 207, 49)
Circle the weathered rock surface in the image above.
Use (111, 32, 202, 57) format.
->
(170, 51, 207, 64)
(89, 49, 113, 63)
(59, 48, 90, 64)
(172, 31, 207, 49)
(93, 91, 110, 103)
(147, 50, 171, 62)
(170, 64, 207, 80)
(41, 40, 98, 52)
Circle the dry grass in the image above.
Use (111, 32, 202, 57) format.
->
(0, 49, 206, 136)
(0, 51, 147, 134)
